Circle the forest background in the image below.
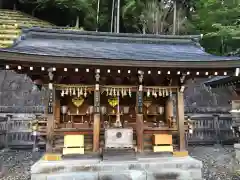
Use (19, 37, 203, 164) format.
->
(0, 0, 239, 108)
(1, 0, 239, 56)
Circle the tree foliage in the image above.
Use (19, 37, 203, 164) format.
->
(16, 0, 240, 55)
(192, 0, 240, 55)
(122, 0, 193, 34)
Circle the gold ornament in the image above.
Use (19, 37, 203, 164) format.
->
(72, 97, 84, 114)
(108, 97, 118, 107)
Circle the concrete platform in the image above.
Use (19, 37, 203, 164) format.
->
(31, 155, 203, 180)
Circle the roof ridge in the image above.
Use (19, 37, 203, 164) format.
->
(22, 27, 201, 45)
(27, 31, 196, 45)
(23, 27, 201, 40)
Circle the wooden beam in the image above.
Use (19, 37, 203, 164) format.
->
(176, 91, 186, 151)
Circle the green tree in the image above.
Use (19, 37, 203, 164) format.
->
(18, 0, 53, 16)
(83, 0, 110, 31)
(19, 0, 110, 31)
(192, 0, 240, 55)
(53, 0, 91, 28)
(122, 0, 192, 34)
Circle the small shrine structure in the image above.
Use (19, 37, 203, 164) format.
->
(0, 27, 239, 179)
(205, 76, 240, 129)
(205, 75, 240, 162)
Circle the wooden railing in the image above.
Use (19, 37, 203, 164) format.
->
(0, 106, 44, 113)
(0, 116, 8, 149)
(187, 113, 234, 145)
(0, 104, 236, 150)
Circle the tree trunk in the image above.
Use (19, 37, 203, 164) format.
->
(172, 0, 176, 35)
(142, 26, 146, 34)
(110, 0, 115, 32)
(96, 0, 100, 32)
(0, 0, 3, 9)
(75, 16, 79, 28)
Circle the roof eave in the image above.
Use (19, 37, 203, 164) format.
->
(0, 51, 239, 69)
(205, 76, 240, 87)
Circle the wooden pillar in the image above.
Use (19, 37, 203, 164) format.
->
(136, 114, 144, 152)
(93, 69, 100, 152)
(136, 71, 144, 152)
(54, 99, 61, 125)
(165, 97, 173, 121)
(176, 91, 185, 151)
(93, 114, 100, 152)
(46, 69, 55, 153)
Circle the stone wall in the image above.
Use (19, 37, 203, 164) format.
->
(184, 78, 232, 112)
(0, 70, 44, 108)
(0, 71, 233, 112)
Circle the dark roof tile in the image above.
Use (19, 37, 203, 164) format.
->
(0, 27, 239, 61)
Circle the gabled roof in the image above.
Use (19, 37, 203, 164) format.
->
(205, 76, 240, 88)
(0, 27, 239, 68)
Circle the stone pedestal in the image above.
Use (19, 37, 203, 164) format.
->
(31, 155, 203, 180)
(0, 163, 4, 178)
(234, 144, 240, 161)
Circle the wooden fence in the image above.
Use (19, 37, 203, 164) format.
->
(0, 116, 8, 149)
(0, 106, 236, 149)
(187, 114, 234, 145)
(0, 106, 45, 149)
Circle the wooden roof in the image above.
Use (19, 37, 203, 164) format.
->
(205, 76, 240, 88)
(0, 27, 239, 69)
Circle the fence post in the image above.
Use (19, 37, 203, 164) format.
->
(5, 114, 12, 149)
(213, 114, 220, 145)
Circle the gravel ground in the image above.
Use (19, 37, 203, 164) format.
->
(189, 146, 240, 180)
(0, 146, 240, 180)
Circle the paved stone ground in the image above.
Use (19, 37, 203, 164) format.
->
(0, 146, 240, 180)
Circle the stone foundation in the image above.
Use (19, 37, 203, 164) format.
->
(234, 144, 240, 161)
(31, 155, 203, 180)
